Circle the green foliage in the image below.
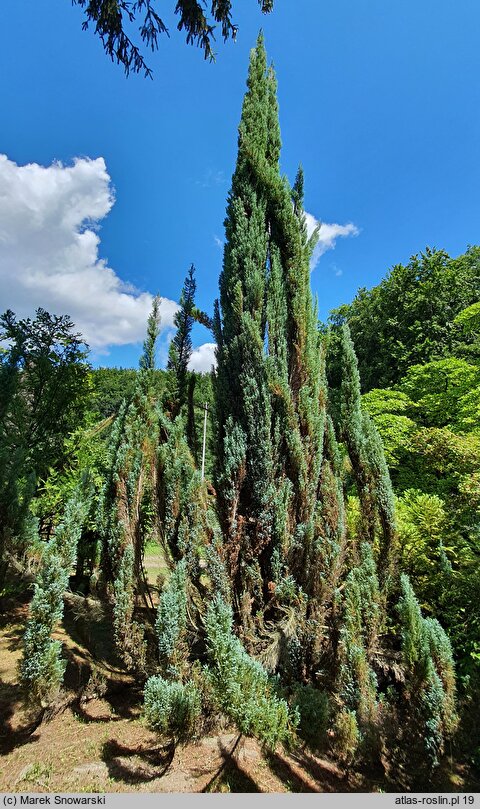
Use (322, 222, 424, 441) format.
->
(139, 294, 161, 373)
(156, 559, 188, 677)
(20, 489, 89, 708)
(337, 544, 381, 741)
(333, 709, 360, 765)
(396, 490, 451, 603)
(397, 575, 458, 770)
(144, 676, 201, 743)
(90, 367, 143, 418)
(454, 301, 480, 335)
(362, 388, 414, 419)
(214, 35, 277, 609)
(72, 0, 275, 77)
(205, 596, 294, 749)
(400, 358, 480, 429)
(157, 416, 197, 553)
(398, 574, 426, 668)
(90, 367, 173, 421)
(167, 265, 196, 418)
(340, 324, 396, 574)
(0, 308, 90, 585)
(113, 544, 147, 672)
(163, 263, 213, 466)
(0, 447, 36, 575)
(30, 415, 112, 565)
(185, 370, 215, 475)
(291, 684, 329, 750)
(361, 389, 417, 469)
(356, 279, 480, 694)
(456, 386, 480, 432)
(214, 35, 333, 646)
(438, 568, 480, 679)
(410, 427, 480, 497)
(331, 246, 480, 392)
(100, 389, 156, 574)
(344, 544, 382, 651)
(21, 544, 68, 707)
(0, 308, 90, 478)
(99, 298, 163, 670)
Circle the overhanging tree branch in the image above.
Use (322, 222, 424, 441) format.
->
(71, 0, 275, 77)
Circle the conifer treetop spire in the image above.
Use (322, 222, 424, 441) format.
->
(215, 34, 279, 608)
(140, 294, 161, 372)
(167, 264, 197, 418)
(266, 63, 281, 169)
(215, 33, 328, 616)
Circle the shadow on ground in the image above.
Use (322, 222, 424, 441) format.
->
(202, 735, 261, 793)
(0, 678, 41, 754)
(101, 738, 175, 785)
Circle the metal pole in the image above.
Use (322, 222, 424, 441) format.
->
(201, 402, 208, 481)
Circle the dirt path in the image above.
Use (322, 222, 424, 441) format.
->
(0, 711, 363, 795)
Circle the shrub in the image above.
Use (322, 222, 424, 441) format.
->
(337, 544, 381, 733)
(155, 559, 187, 677)
(20, 490, 88, 708)
(333, 709, 360, 765)
(205, 596, 296, 749)
(397, 574, 458, 771)
(291, 684, 329, 750)
(144, 676, 201, 743)
(113, 545, 146, 673)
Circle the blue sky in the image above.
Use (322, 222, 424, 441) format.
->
(1, 0, 479, 368)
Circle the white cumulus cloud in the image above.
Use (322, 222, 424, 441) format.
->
(188, 342, 217, 373)
(304, 211, 359, 271)
(0, 154, 178, 351)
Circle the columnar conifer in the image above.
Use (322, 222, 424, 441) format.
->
(215, 37, 339, 666)
(75, 34, 461, 775)
(167, 265, 196, 418)
(100, 299, 162, 671)
(340, 323, 396, 579)
(210, 35, 456, 772)
(21, 488, 90, 708)
(139, 294, 161, 375)
(394, 574, 458, 778)
(214, 35, 276, 623)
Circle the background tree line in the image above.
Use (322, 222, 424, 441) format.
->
(328, 248, 480, 710)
